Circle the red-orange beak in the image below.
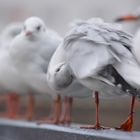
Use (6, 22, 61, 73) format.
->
(115, 15, 139, 22)
(25, 31, 32, 36)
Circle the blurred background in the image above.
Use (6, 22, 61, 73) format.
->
(0, 0, 140, 35)
(0, 0, 139, 130)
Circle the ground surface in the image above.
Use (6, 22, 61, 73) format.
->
(0, 119, 139, 140)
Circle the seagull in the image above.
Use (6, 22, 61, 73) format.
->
(115, 8, 140, 65)
(47, 42, 92, 124)
(9, 17, 63, 122)
(0, 23, 24, 119)
(115, 7, 140, 23)
(47, 18, 140, 131)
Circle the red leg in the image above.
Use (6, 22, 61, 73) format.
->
(7, 93, 20, 119)
(95, 91, 100, 128)
(26, 94, 35, 121)
(65, 97, 73, 125)
(37, 95, 62, 124)
(117, 96, 136, 131)
(0, 95, 9, 118)
(81, 91, 109, 129)
(59, 96, 73, 125)
(50, 95, 62, 124)
(59, 96, 67, 124)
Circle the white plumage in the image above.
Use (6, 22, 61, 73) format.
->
(0, 23, 27, 94)
(47, 41, 92, 99)
(47, 18, 140, 130)
(0, 23, 22, 48)
(132, 29, 140, 65)
(9, 17, 62, 98)
(48, 18, 140, 99)
(115, 8, 140, 95)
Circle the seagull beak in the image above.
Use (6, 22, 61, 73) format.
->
(115, 15, 139, 22)
(25, 31, 32, 36)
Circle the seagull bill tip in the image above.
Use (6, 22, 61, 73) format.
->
(25, 31, 32, 36)
(115, 15, 139, 22)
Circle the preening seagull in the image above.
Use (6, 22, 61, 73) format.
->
(47, 18, 140, 131)
(47, 40, 93, 124)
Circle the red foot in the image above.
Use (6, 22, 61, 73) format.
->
(59, 114, 71, 125)
(80, 124, 110, 130)
(37, 118, 59, 125)
(116, 114, 133, 131)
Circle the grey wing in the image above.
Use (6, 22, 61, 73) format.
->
(64, 37, 114, 79)
(63, 22, 130, 79)
(100, 23, 133, 57)
(63, 21, 139, 97)
(67, 21, 133, 64)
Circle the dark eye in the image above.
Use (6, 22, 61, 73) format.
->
(36, 25, 41, 31)
(56, 67, 60, 72)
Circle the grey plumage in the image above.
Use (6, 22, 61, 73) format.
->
(57, 18, 140, 98)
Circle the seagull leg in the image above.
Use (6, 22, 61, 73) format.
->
(7, 93, 20, 119)
(116, 96, 135, 131)
(59, 96, 67, 124)
(59, 96, 73, 125)
(26, 94, 35, 121)
(47, 95, 62, 124)
(0, 95, 9, 118)
(81, 91, 109, 129)
(65, 96, 73, 125)
(37, 95, 62, 124)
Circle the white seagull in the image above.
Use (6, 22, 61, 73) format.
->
(115, 8, 140, 65)
(0, 23, 25, 119)
(47, 18, 140, 131)
(115, 7, 140, 23)
(47, 41, 93, 124)
(9, 17, 63, 122)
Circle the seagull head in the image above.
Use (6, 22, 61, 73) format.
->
(47, 63, 74, 91)
(115, 8, 140, 22)
(23, 17, 46, 39)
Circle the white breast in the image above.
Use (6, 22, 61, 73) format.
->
(133, 29, 140, 64)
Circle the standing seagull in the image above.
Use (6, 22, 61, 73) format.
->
(115, 8, 140, 64)
(115, 7, 140, 23)
(0, 23, 23, 118)
(9, 17, 63, 122)
(47, 18, 140, 131)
